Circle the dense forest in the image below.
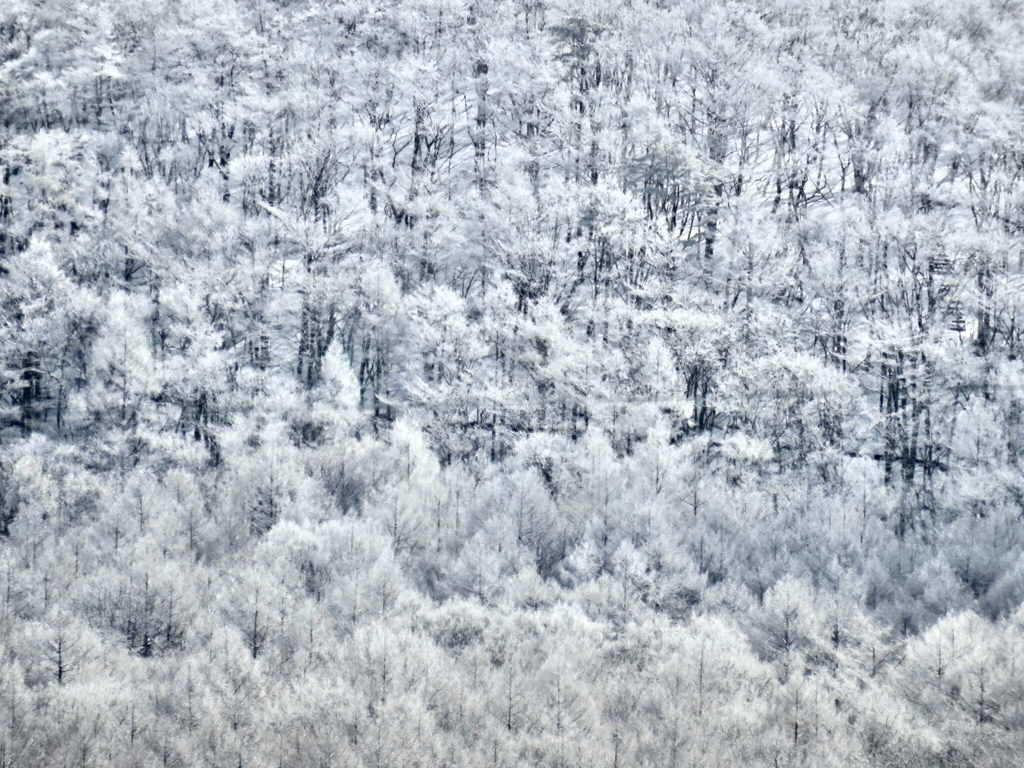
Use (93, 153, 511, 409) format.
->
(2, 0, 1024, 764)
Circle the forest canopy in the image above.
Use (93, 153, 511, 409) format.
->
(2, 0, 1024, 765)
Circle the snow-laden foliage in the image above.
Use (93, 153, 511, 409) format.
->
(2, 0, 1024, 764)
